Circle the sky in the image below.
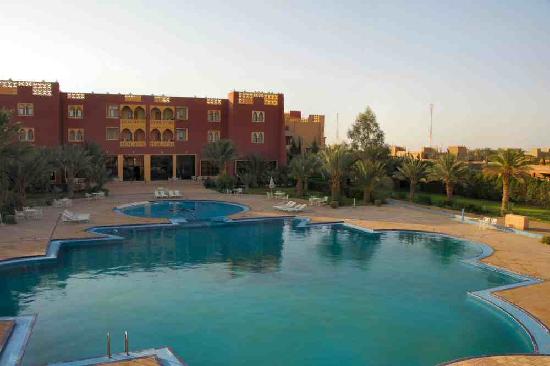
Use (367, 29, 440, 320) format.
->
(1, 0, 549, 150)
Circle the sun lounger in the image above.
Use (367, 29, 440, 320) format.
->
(174, 190, 182, 197)
(85, 193, 93, 200)
(273, 201, 296, 210)
(275, 203, 307, 212)
(62, 210, 90, 223)
(15, 210, 26, 221)
(168, 190, 177, 198)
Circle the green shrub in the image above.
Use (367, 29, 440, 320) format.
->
(330, 200, 339, 209)
(3, 214, 16, 224)
(541, 236, 550, 245)
(414, 195, 432, 205)
(391, 191, 407, 200)
(203, 177, 216, 189)
(374, 199, 382, 207)
(215, 174, 236, 192)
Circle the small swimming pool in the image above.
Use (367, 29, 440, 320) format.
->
(118, 200, 247, 221)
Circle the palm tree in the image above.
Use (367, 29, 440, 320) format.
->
(321, 144, 355, 202)
(354, 160, 390, 204)
(484, 149, 532, 213)
(244, 153, 268, 187)
(5, 146, 52, 206)
(202, 139, 237, 176)
(53, 144, 92, 197)
(394, 157, 428, 201)
(0, 109, 21, 152)
(428, 154, 468, 200)
(288, 153, 321, 196)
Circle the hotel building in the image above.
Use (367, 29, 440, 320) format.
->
(0, 80, 288, 182)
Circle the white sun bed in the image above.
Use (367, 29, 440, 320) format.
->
(62, 210, 90, 223)
(274, 203, 307, 212)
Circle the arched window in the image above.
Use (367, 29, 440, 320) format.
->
(162, 129, 174, 141)
(150, 129, 161, 141)
(134, 106, 146, 119)
(134, 129, 145, 141)
(162, 108, 174, 120)
(69, 129, 76, 141)
(27, 129, 34, 141)
(151, 108, 161, 120)
(121, 106, 133, 119)
(76, 130, 83, 141)
(121, 129, 133, 141)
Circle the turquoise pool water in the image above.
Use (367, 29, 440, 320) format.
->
(0, 221, 533, 365)
(119, 200, 247, 220)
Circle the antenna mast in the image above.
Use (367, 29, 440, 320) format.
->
(429, 104, 434, 147)
(336, 112, 340, 143)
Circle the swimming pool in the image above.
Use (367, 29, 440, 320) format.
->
(118, 200, 247, 221)
(0, 220, 537, 365)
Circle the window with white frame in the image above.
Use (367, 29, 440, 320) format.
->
(176, 107, 188, 120)
(68, 105, 83, 119)
(106, 127, 119, 141)
(251, 131, 264, 144)
(68, 128, 84, 142)
(252, 111, 265, 122)
(17, 103, 34, 116)
(19, 128, 35, 142)
(176, 128, 188, 141)
(207, 110, 221, 122)
(106, 104, 119, 118)
(207, 130, 220, 143)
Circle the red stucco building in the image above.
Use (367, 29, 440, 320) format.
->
(0, 80, 287, 182)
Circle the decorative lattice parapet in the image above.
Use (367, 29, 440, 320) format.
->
(206, 98, 222, 105)
(238, 91, 279, 105)
(67, 93, 85, 100)
(154, 96, 170, 103)
(0, 80, 53, 96)
(124, 94, 142, 102)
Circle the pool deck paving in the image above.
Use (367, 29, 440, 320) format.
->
(96, 356, 161, 366)
(0, 320, 14, 353)
(1, 180, 550, 365)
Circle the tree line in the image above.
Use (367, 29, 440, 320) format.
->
(0, 109, 109, 217)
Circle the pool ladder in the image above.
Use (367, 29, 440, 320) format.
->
(106, 331, 130, 358)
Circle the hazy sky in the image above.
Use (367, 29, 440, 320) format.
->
(2, 0, 549, 149)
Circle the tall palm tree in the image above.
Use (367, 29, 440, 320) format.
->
(202, 139, 237, 176)
(354, 160, 390, 204)
(244, 153, 268, 187)
(53, 144, 92, 197)
(288, 153, 321, 196)
(428, 154, 468, 200)
(394, 157, 428, 201)
(484, 149, 532, 213)
(321, 144, 355, 202)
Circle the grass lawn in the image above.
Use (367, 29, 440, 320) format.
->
(403, 191, 550, 223)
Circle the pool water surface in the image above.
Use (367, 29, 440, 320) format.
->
(119, 200, 247, 221)
(0, 220, 533, 365)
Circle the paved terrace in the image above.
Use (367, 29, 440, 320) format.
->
(1, 180, 549, 365)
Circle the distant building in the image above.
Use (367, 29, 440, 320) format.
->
(447, 145, 468, 160)
(409, 147, 439, 160)
(527, 148, 550, 162)
(390, 145, 406, 157)
(284, 111, 325, 153)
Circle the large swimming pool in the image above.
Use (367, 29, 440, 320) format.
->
(0, 220, 534, 365)
(118, 200, 247, 221)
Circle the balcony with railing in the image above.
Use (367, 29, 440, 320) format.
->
(120, 141, 146, 148)
(149, 140, 175, 148)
